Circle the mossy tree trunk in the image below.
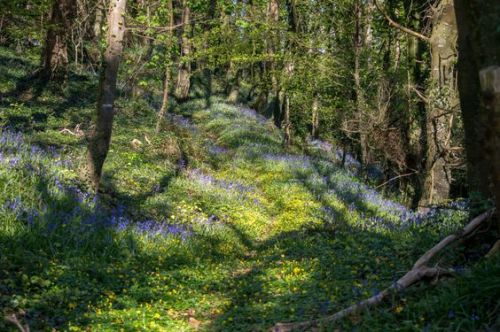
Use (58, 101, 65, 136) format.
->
(406, 8, 428, 208)
(173, 0, 191, 101)
(419, 0, 458, 207)
(40, 0, 76, 81)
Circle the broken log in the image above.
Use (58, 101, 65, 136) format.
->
(272, 208, 495, 332)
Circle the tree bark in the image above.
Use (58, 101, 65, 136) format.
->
(173, 0, 191, 101)
(156, 65, 171, 133)
(203, 0, 217, 107)
(406, 9, 428, 208)
(311, 95, 319, 139)
(227, 67, 240, 104)
(453, 0, 500, 204)
(419, 0, 458, 207)
(479, 67, 500, 230)
(86, 0, 127, 192)
(40, 0, 77, 81)
(353, 0, 370, 166)
(156, 0, 174, 133)
(283, 93, 291, 148)
(267, 0, 281, 128)
(93, 0, 105, 41)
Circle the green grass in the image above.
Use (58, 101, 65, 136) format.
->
(0, 46, 499, 331)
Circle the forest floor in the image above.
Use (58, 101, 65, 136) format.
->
(0, 47, 499, 331)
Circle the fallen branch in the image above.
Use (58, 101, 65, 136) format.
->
(59, 124, 84, 137)
(4, 313, 30, 332)
(486, 240, 500, 258)
(272, 209, 495, 332)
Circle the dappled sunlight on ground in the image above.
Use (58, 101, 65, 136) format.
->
(0, 48, 497, 331)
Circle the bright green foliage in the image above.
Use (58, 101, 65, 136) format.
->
(1, 47, 498, 332)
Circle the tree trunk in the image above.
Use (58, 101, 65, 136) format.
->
(267, 0, 281, 128)
(40, 0, 76, 81)
(311, 95, 319, 139)
(453, 0, 500, 204)
(173, 0, 191, 101)
(283, 93, 291, 148)
(93, 0, 105, 40)
(479, 67, 500, 231)
(156, 0, 174, 133)
(203, 0, 217, 108)
(252, 90, 268, 114)
(353, 0, 370, 166)
(156, 66, 171, 133)
(419, 0, 458, 207)
(227, 69, 240, 104)
(86, 0, 127, 192)
(407, 22, 428, 208)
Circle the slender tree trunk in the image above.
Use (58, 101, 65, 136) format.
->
(156, 67, 171, 133)
(267, 0, 281, 128)
(311, 95, 319, 139)
(174, 0, 191, 101)
(283, 93, 291, 148)
(406, 11, 428, 208)
(410, 46, 428, 207)
(227, 68, 240, 104)
(40, 0, 77, 81)
(253, 90, 268, 114)
(86, 0, 127, 192)
(0, 14, 5, 43)
(353, 0, 369, 165)
(419, 0, 457, 207)
(203, 0, 217, 107)
(156, 0, 174, 133)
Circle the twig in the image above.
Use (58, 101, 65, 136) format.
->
(409, 85, 429, 103)
(374, 0, 430, 42)
(375, 172, 417, 189)
(271, 209, 495, 332)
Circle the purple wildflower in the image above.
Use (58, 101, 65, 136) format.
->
(5, 197, 22, 211)
(27, 210, 37, 226)
(178, 158, 187, 170)
(448, 310, 455, 319)
(54, 178, 64, 191)
(208, 144, 228, 155)
(152, 184, 161, 193)
(8, 156, 21, 168)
